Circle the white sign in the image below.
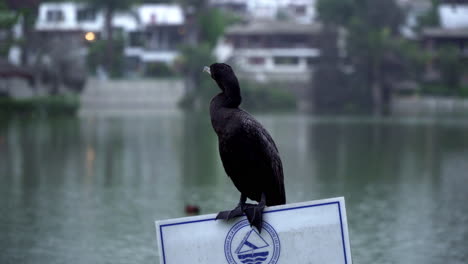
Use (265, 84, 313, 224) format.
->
(155, 197, 352, 264)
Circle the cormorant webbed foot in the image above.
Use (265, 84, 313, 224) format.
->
(216, 204, 245, 220)
(216, 194, 248, 220)
(244, 194, 266, 233)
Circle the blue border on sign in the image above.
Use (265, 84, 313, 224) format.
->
(158, 201, 348, 264)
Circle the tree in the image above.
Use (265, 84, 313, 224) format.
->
(77, 0, 133, 77)
(176, 5, 240, 110)
(316, 0, 354, 26)
(175, 0, 209, 45)
(417, 0, 440, 30)
(0, 2, 20, 58)
(4, 0, 41, 66)
(316, 0, 406, 113)
(438, 47, 463, 94)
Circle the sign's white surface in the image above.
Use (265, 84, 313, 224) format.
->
(155, 197, 352, 264)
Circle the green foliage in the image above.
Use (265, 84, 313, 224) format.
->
(421, 84, 452, 96)
(178, 7, 241, 109)
(316, 0, 354, 26)
(138, 0, 168, 3)
(177, 8, 237, 72)
(177, 43, 215, 109)
(179, 43, 215, 74)
(315, 0, 419, 112)
(460, 86, 468, 98)
(396, 39, 430, 81)
(420, 47, 467, 97)
(180, 78, 297, 112)
(420, 83, 468, 98)
(240, 81, 296, 112)
(175, 0, 208, 9)
(144, 62, 177, 77)
(0, 96, 79, 115)
(86, 35, 125, 78)
(198, 8, 241, 48)
(438, 47, 463, 92)
(86, 39, 105, 74)
(416, 0, 440, 30)
(355, 0, 403, 33)
(0, 3, 20, 57)
(317, 0, 403, 32)
(0, 3, 19, 28)
(76, 0, 133, 76)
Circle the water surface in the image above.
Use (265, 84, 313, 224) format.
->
(1, 113, 467, 264)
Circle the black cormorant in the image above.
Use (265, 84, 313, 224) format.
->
(203, 63, 286, 232)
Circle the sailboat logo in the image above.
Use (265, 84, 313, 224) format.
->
(224, 220, 280, 264)
(236, 229, 270, 264)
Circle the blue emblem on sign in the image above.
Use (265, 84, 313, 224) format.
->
(224, 220, 280, 264)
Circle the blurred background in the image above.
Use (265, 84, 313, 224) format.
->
(1, 0, 468, 263)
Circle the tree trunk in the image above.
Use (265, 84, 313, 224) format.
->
(371, 81, 382, 114)
(371, 62, 383, 115)
(104, 7, 114, 76)
(20, 13, 32, 66)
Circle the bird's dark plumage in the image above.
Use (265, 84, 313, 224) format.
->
(206, 63, 286, 231)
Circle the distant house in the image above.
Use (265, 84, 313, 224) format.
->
(419, 3, 468, 59)
(422, 27, 468, 55)
(35, 2, 138, 38)
(421, 27, 468, 80)
(124, 5, 185, 75)
(209, 0, 317, 24)
(439, 4, 468, 29)
(218, 20, 323, 82)
(34, 2, 186, 76)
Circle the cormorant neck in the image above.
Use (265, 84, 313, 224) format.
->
(215, 77, 242, 108)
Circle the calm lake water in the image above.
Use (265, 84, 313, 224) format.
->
(1, 112, 467, 264)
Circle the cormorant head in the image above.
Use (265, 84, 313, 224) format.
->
(203, 63, 239, 93)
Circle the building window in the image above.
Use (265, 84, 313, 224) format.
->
(274, 56, 299, 65)
(77, 8, 96, 22)
(248, 57, 266, 65)
(46, 10, 64, 22)
(295, 5, 307, 16)
(129, 31, 144, 47)
(306, 57, 319, 66)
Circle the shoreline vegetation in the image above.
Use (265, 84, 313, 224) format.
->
(0, 95, 79, 116)
(179, 80, 297, 112)
(2, 83, 468, 116)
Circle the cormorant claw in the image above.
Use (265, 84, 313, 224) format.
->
(216, 194, 267, 233)
(216, 204, 244, 220)
(243, 203, 265, 233)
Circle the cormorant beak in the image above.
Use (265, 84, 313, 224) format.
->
(203, 66, 211, 76)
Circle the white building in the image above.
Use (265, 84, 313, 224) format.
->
(35, 2, 138, 33)
(219, 21, 323, 82)
(210, 0, 317, 24)
(124, 4, 185, 71)
(439, 4, 468, 29)
(34, 2, 185, 75)
(397, 0, 468, 37)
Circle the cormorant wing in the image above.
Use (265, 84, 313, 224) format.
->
(219, 112, 285, 205)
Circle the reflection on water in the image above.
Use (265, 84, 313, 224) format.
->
(1, 113, 467, 264)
